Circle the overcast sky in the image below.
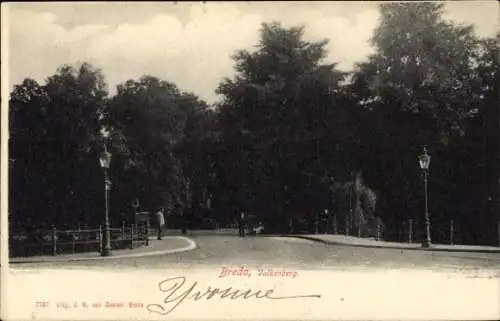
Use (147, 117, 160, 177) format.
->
(5, 1, 499, 104)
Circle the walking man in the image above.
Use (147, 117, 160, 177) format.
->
(238, 211, 246, 237)
(180, 211, 187, 235)
(155, 208, 165, 240)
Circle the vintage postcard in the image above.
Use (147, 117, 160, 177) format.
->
(1, 1, 499, 320)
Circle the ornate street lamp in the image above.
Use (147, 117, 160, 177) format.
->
(99, 126, 112, 256)
(418, 146, 432, 248)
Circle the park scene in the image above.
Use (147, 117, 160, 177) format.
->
(6, 2, 500, 272)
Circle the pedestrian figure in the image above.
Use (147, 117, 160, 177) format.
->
(155, 208, 165, 240)
(238, 212, 246, 237)
(180, 212, 187, 235)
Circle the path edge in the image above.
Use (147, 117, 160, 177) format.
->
(9, 236, 197, 264)
(288, 235, 500, 254)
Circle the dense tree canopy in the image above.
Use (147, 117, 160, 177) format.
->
(9, 63, 107, 228)
(108, 76, 214, 223)
(347, 3, 499, 242)
(8, 4, 499, 245)
(215, 22, 357, 231)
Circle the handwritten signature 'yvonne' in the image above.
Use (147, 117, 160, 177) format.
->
(146, 276, 322, 316)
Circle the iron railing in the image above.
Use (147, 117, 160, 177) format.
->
(9, 223, 149, 257)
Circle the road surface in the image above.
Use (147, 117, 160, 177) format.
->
(10, 232, 500, 274)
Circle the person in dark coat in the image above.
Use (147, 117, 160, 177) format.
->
(155, 208, 165, 240)
(238, 212, 246, 237)
(180, 211, 187, 235)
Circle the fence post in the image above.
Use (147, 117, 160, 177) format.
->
(72, 231, 76, 254)
(52, 225, 57, 256)
(76, 224, 79, 247)
(376, 222, 381, 241)
(408, 219, 413, 244)
(122, 221, 125, 240)
(450, 220, 454, 245)
(332, 214, 337, 234)
(356, 214, 361, 237)
(99, 225, 103, 254)
(130, 224, 134, 249)
(135, 224, 139, 245)
(497, 221, 500, 247)
(406, 219, 413, 244)
(145, 220, 149, 246)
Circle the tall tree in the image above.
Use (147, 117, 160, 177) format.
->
(455, 32, 500, 244)
(108, 76, 211, 224)
(349, 3, 488, 242)
(9, 63, 108, 229)
(216, 22, 351, 231)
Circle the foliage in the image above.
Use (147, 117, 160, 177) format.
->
(215, 21, 353, 230)
(347, 3, 498, 242)
(9, 63, 108, 229)
(8, 6, 499, 245)
(108, 76, 213, 223)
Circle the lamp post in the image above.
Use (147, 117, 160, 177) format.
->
(99, 126, 112, 256)
(418, 146, 431, 248)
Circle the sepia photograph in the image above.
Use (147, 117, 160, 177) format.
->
(1, 1, 499, 320)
